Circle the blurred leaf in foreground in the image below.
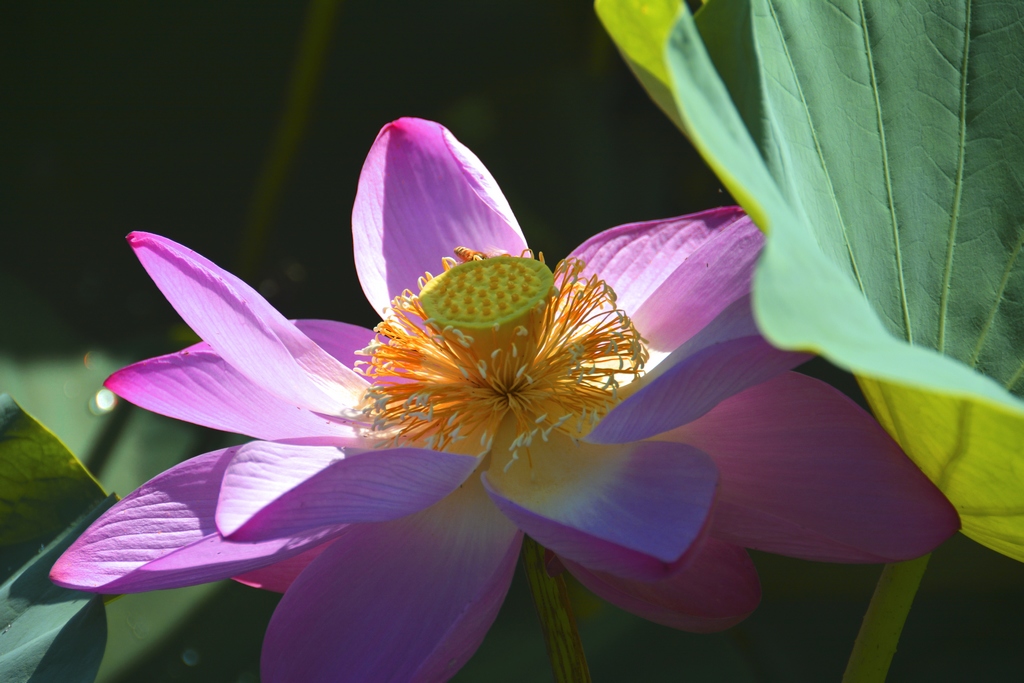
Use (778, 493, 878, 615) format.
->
(596, 0, 1024, 561)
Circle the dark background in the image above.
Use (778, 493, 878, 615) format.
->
(2, 1, 1022, 681)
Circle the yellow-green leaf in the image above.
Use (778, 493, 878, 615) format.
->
(595, 0, 685, 130)
(0, 395, 106, 546)
(860, 378, 1024, 560)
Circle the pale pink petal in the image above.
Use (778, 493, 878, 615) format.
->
(233, 540, 335, 593)
(563, 536, 760, 633)
(106, 319, 376, 442)
(588, 296, 809, 444)
(663, 372, 960, 562)
(571, 207, 762, 356)
(292, 319, 377, 367)
(352, 117, 528, 315)
(482, 439, 717, 581)
(50, 447, 346, 593)
(216, 441, 479, 541)
(570, 207, 745, 313)
(128, 232, 366, 417)
(260, 478, 521, 683)
(105, 345, 364, 442)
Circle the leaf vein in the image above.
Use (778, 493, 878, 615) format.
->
(970, 227, 1023, 370)
(938, 0, 972, 353)
(765, 0, 867, 296)
(858, 0, 912, 343)
(936, 401, 973, 491)
(1006, 357, 1024, 394)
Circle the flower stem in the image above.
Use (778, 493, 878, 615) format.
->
(521, 536, 592, 683)
(842, 553, 931, 683)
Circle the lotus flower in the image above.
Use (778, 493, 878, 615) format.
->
(51, 118, 958, 682)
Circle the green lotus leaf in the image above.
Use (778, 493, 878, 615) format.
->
(0, 395, 106, 546)
(596, 0, 1024, 560)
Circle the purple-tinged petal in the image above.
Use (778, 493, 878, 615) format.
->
(260, 477, 521, 683)
(563, 536, 759, 633)
(123, 525, 343, 593)
(50, 447, 346, 593)
(352, 117, 528, 315)
(215, 442, 336, 536)
(663, 372, 960, 563)
(128, 232, 366, 417)
(483, 437, 717, 581)
(216, 441, 479, 541)
(233, 540, 334, 593)
(571, 207, 761, 356)
(588, 296, 809, 444)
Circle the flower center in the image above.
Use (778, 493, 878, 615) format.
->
(358, 250, 647, 470)
(419, 256, 554, 330)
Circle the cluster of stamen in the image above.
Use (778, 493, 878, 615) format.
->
(356, 249, 648, 470)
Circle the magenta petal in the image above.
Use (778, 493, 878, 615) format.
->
(587, 296, 809, 444)
(352, 117, 528, 315)
(50, 447, 345, 593)
(216, 441, 480, 541)
(482, 440, 717, 581)
(128, 232, 366, 417)
(666, 372, 960, 562)
(563, 536, 760, 633)
(260, 480, 521, 683)
(571, 207, 761, 354)
(233, 540, 335, 593)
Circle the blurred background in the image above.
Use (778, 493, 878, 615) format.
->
(2, 1, 1022, 681)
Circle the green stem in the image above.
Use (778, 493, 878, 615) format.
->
(521, 536, 592, 683)
(842, 553, 931, 683)
(237, 0, 343, 279)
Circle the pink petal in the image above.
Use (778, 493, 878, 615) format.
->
(352, 117, 528, 315)
(292, 319, 377, 368)
(570, 207, 762, 356)
(128, 232, 366, 417)
(563, 536, 760, 633)
(106, 319, 375, 442)
(105, 345, 364, 442)
(233, 540, 335, 593)
(588, 296, 809, 444)
(482, 439, 717, 581)
(50, 447, 346, 593)
(663, 372, 960, 562)
(216, 441, 479, 541)
(260, 478, 521, 683)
